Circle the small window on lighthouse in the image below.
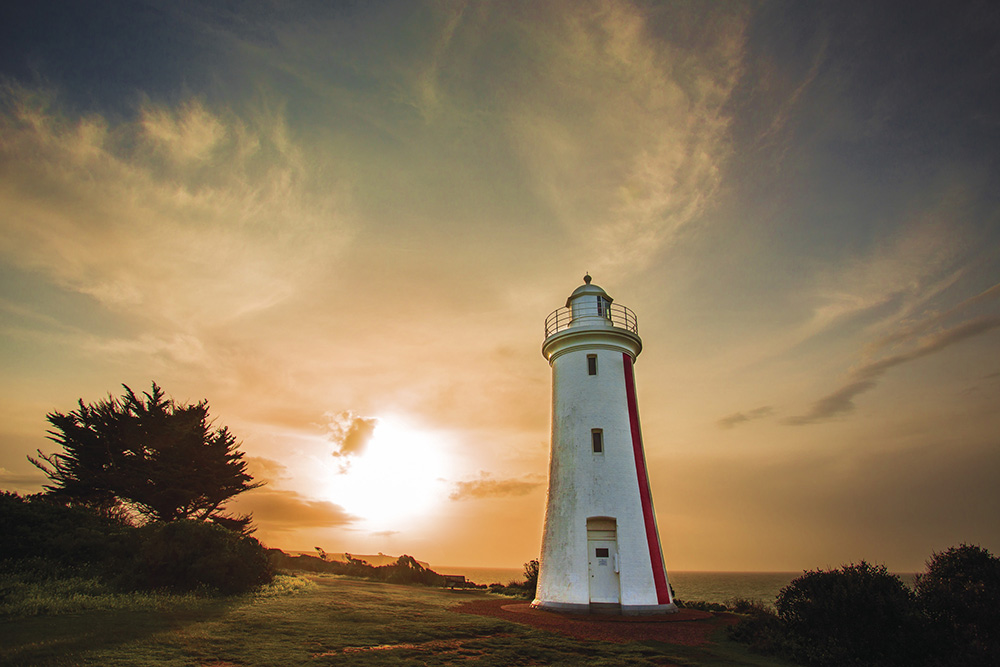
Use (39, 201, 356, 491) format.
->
(591, 429, 604, 454)
(596, 296, 605, 317)
(587, 354, 597, 375)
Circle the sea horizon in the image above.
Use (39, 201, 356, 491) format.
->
(432, 565, 920, 605)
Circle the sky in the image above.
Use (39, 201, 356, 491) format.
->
(1, 0, 998, 573)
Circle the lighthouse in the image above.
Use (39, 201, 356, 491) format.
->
(533, 275, 676, 615)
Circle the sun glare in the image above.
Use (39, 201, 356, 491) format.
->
(323, 417, 451, 530)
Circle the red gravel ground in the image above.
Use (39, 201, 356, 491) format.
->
(452, 599, 739, 646)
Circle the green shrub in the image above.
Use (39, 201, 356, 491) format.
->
(727, 596, 771, 614)
(0, 492, 137, 578)
(374, 555, 445, 586)
(915, 544, 1000, 666)
(675, 599, 728, 612)
(774, 561, 925, 666)
(133, 520, 273, 594)
(728, 603, 790, 656)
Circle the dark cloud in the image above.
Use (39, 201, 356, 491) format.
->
(787, 316, 1000, 425)
(717, 406, 774, 429)
(784, 381, 877, 425)
(856, 316, 1000, 381)
(871, 282, 1000, 352)
(230, 487, 356, 531)
(449, 472, 544, 501)
(326, 411, 378, 458)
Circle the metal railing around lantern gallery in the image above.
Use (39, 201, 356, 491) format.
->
(544, 302, 639, 338)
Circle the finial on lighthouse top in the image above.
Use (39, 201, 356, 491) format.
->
(583, 273, 592, 285)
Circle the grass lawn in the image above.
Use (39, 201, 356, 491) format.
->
(1, 574, 799, 666)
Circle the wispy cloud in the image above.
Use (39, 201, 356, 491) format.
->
(717, 406, 774, 430)
(786, 316, 1000, 425)
(797, 216, 969, 345)
(449, 471, 544, 501)
(868, 281, 1000, 354)
(495, 2, 749, 273)
(0, 84, 351, 329)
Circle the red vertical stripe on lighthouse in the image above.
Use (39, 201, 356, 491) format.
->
(623, 352, 671, 604)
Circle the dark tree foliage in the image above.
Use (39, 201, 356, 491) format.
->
(915, 544, 1000, 667)
(29, 383, 261, 531)
(133, 520, 274, 593)
(523, 558, 539, 598)
(0, 491, 136, 576)
(774, 561, 925, 667)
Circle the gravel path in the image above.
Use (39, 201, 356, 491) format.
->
(452, 598, 738, 646)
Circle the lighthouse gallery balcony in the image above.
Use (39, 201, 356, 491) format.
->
(544, 302, 639, 338)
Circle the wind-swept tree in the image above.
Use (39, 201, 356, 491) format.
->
(30, 382, 262, 531)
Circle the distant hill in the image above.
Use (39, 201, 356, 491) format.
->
(286, 551, 430, 569)
(268, 549, 448, 587)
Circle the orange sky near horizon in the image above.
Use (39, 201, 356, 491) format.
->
(1, 1, 999, 573)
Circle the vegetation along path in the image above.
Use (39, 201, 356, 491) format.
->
(2, 574, 799, 666)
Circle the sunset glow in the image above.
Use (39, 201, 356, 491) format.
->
(323, 418, 453, 530)
(1, 1, 998, 573)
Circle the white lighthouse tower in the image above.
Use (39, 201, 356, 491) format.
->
(533, 275, 676, 615)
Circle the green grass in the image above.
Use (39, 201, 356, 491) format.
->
(1, 574, 800, 666)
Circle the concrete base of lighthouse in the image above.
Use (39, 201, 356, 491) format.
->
(531, 600, 678, 616)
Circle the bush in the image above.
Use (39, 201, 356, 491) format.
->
(2, 493, 273, 596)
(727, 596, 771, 614)
(915, 544, 1000, 666)
(133, 520, 273, 594)
(374, 555, 445, 586)
(728, 604, 789, 656)
(0, 492, 137, 578)
(485, 560, 540, 600)
(523, 559, 539, 599)
(675, 599, 728, 612)
(774, 562, 925, 666)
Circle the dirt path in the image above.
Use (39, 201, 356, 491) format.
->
(452, 598, 739, 646)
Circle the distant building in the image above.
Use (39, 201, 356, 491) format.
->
(533, 275, 676, 615)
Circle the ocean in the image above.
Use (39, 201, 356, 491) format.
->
(433, 566, 921, 606)
(433, 566, 801, 605)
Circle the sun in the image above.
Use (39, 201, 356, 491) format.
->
(322, 416, 451, 530)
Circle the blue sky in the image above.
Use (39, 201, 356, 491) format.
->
(1, 1, 998, 570)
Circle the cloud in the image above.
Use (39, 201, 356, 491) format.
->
(245, 456, 288, 482)
(230, 487, 356, 531)
(370, 530, 399, 538)
(491, 2, 749, 273)
(325, 411, 378, 460)
(794, 215, 970, 346)
(855, 316, 1000, 381)
(85, 332, 211, 368)
(0, 83, 350, 329)
(449, 472, 544, 501)
(784, 381, 878, 426)
(140, 100, 226, 164)
(786, 316, 1000, 425)
(717, 406, 774, 429)
(869, 281, 1000, 353)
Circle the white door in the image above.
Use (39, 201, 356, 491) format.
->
(588, 539, 620, 604)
